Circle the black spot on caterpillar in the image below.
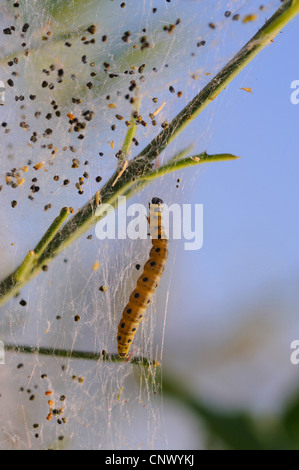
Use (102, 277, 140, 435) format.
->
(117, 197, 168, 358)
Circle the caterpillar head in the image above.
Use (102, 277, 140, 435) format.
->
(151, 197, 163, 205)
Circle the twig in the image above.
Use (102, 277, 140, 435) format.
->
(33, 207, 71, 257)
(142, 153, 240, 181)
(0, 0, 298, 308)
(120, 95, 141, 161)
(14, 207, 70, 282)
(0, 153, 236, 308)
(112, 160, 128, 187)
(4, 343, 160, 367)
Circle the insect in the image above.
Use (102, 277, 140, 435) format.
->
(117, 197, 168, 358)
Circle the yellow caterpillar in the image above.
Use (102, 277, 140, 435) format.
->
(117, 197, 168, 358)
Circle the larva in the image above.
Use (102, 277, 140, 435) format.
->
(117, 197, 168, 358)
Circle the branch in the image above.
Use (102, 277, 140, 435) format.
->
(120, 94, 141, 162)
(142, 152, 240, 181)
(4, 344, 159, 367)
(14, 207, 70, 282)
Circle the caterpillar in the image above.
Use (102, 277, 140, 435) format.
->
(117, 197, 168, 358)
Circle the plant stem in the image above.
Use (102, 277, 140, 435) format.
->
(4, 343, 159, 367)
(14, 207, 70, 282)
(120, 95, 141, 161)
(14, 251, 36, 283)
(142, 153, 240, 181)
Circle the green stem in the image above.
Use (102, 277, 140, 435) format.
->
(33, 207, 70, 258)
(120, 95, 141, 161)
(142, 153, 240, 180)
(119, 153, 240, 205)
(4, 343, 159, 367)
(13, 207, 70, 282)
(14, 251, 36, 283)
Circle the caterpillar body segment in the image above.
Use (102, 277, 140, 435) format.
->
(117, 198, 168, 358)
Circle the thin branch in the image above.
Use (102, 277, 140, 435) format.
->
(114, 153, 240, 208)
(142, 153, 240, 181)
(14, 207, 70, 282)
(4, 344, 160, 367)
(14, 251, 36, 283)
(120, 95, 141, 162)
(33, 207, 71, 258)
